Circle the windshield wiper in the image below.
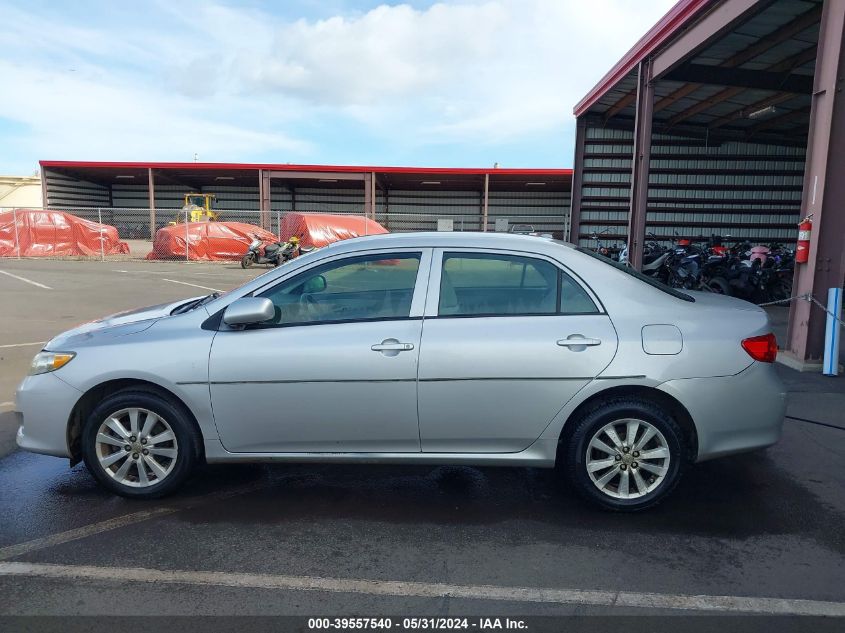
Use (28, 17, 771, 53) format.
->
(196, 292, 220, 307)
(172, 292, 220, 315)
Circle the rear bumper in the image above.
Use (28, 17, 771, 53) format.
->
(15, 373, 81, 458)
(658, 362, 786, 462)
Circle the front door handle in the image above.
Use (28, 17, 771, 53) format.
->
(371, 338, 414, 356)
(557, 335, 602, 349)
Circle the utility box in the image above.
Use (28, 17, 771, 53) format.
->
(495, 218, 509, 232)
(437, 218, 454, 232)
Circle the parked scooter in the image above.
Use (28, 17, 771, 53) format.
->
(242, 235, 283, 268)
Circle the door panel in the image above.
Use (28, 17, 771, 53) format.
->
(417, 315, 617, 453)
(209, 249, 430, 454)
(209, 320, 423, 453)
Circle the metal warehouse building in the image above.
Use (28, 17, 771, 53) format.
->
(38, 161, 572, 239)
(570, 0, 843, 369)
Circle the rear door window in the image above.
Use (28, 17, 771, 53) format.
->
(438, 252, 598, 317)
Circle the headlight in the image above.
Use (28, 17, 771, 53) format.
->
(29, 351, 76, 375)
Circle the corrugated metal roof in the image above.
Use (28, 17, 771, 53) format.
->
(39, 161, 571, 177)
(573, 0, 716, 116)
(575, 0, 821, 133)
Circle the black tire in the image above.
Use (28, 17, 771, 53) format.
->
(707, 276, 731, 295)
(81, 390, 201, 499)
(241, 253, 255, 269)
(563, 397, 686, 511)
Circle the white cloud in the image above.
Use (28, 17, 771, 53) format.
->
(0, 0, 676, 172)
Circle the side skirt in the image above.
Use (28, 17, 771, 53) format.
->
(202, 438, 558, 468)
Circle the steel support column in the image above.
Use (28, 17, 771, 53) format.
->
(371, 172, 377, 220)
(147, 168, 156, 240)
(40, 170, 49, 209)
(482, 174, 489, 232)
(363, 172, 374, 219)
(786, 0, 845, 368)
(627, 59, 654, 270)
(259, 169, 271, 230)
(569, 117, 587, 243)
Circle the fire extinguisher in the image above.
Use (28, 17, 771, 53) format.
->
(796, 213, 813, 264)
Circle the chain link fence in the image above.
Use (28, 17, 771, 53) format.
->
(0, 206, 570, 262)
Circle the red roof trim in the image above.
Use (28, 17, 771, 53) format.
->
(39, 160, 571, 177)
(573, 0, 715, 117)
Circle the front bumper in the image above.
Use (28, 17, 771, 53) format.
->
(15, 373, 82, 458)
(658, 361, 786, 462)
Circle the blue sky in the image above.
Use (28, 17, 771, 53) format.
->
(0, 0, 676, 174)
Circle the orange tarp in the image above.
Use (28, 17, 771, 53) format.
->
(146, 221, 278, 261)
(0, 209, 129, 257)
(280, 213, 388, 248)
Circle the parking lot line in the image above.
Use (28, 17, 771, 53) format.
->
(0, 341, 46, 349)
(1, 561, 843, 616)
(0, 270, 52, 290)
(0, 479, 273, 561)
(161, 278, 223, 292)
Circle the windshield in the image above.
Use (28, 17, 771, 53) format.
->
(574, 246, 695, 303)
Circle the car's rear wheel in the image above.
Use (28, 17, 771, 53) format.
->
(241, 253, 255, 269)
(81, 390, 200, 498)
(564, 397, 685, 511)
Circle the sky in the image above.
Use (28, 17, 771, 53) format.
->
(0, 0, 677, 174)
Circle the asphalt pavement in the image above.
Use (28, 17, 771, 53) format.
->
(0, 258, 843, 624)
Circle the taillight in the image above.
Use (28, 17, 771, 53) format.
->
(742, 333, 778, 363)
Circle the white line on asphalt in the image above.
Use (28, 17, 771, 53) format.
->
(0, 402, 14, 409)
(161, 278, 223, 292)
(0, 479, 273, 561)
(0, 341, 46, 349)
(0, 270, 52, 290)
(0, 561, 842, 616)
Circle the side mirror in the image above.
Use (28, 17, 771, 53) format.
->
(222, 297, 274, 326)
(301, 274, 327, 294)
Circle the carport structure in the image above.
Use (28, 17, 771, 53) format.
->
(37, 161, 572, 240)
(571, 0, 843, 369)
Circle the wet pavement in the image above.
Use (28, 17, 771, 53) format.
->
(1, 409, 844, 615)
(1, 259, 844, 618)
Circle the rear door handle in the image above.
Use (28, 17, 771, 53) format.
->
(371, 343, 414, 352)
(371, 338, 414, 354)
(557, 335, 602, 348)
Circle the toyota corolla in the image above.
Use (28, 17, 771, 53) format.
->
(14, 232, 786, 510)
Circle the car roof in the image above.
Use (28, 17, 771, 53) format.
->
(324, 231, 576, 254)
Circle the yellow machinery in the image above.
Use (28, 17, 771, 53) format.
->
(169, 193, 219, 224)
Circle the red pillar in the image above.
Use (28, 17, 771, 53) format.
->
(147, 168, 156, 240)
(568, 117, 587, 244)
(627, 59, 654, 270)
(259, 169, 271, 230)
(785, 0, 845, 368)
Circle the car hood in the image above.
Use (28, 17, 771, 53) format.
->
(45, 296, 204, 350)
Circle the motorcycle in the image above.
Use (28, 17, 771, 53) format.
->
(241, 235, 306, 269)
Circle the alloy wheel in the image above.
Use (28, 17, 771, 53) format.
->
(94, 407, 179, 487)
(585, 418, 671, 499)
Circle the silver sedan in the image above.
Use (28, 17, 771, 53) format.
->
(15, 232, 785, 510)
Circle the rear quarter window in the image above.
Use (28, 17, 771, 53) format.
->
(574, 247, 695, 303)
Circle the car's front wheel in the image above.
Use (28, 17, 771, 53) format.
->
(564, 397, 686, 511)
(81, 390, 200, 498)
